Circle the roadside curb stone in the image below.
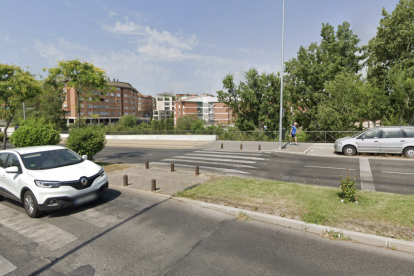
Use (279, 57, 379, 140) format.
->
(171, 197, 414, 254)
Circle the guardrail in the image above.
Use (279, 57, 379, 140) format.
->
(60, 130, 360, 143)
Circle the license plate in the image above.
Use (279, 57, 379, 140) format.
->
(74, 193, 97, 206)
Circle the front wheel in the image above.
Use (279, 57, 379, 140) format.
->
(343, 145, 357, 156)
(403, 147, 414, 158)
(23, 191, 42, 218)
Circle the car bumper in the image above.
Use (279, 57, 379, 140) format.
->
(38, 182, 108, 211)
(334, 144, 343, 152)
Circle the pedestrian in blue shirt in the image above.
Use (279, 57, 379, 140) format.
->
(289, 122, 300, 145)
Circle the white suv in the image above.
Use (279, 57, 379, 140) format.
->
(0, 145, 108, 218)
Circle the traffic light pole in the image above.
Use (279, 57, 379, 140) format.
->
(278, 0, 285, 150)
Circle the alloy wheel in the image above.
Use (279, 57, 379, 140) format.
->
(25, 194, 34, 214)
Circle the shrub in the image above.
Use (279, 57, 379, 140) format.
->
(339, 169, 357, 203)
(10, 118, 61, 147)
(66, 127, 106, 161)
(120, 115, 137, 128)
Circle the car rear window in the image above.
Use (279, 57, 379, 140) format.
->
(382, 129, 404, 138)
(403, 128, 414, 138)
(21, 149, 83, 170)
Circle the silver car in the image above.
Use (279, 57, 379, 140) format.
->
(334, 126, 414, 157)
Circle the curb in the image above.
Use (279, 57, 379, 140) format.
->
(172, 196, 414, 254)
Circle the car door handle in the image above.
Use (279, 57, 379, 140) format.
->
(2, 175, 5, 178)
(374, 141, 379, 142)
(401, 140, 405, 142)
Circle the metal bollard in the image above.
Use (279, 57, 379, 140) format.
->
(221, 143, 223, 149)
(240, 144, 243, 150)
(145, 160, 149, 169)
(171, 162, 174, 173)
(123, 175, 128, 186)
(151, 179, 156, 191)
(195, 165, 199, 177)
(258, 144, 261, 150)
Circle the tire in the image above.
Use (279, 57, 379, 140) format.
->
(403, 147, 414, 158)
(343, 145, 357, 156)
(23, 191, 42, 218)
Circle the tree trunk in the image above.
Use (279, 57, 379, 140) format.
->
(409, 109, 414, 125)
(2, 118, 12, 150)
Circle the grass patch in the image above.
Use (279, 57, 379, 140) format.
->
(176, 176, 414, 241)
(236, 212, 250, 221)
(96, 162, 132, 173)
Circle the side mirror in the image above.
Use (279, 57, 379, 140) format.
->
(81, 155, 88, 160)
(5, 166, 19, 173)
(361, 135, 365, 140)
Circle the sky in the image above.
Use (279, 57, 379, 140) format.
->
(0, 0, 400, 97)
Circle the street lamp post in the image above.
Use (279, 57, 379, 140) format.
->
(278, 0, 285, 150)
(23, 102, 34, 120)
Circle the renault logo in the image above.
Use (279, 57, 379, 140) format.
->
(80, 177, 88, 186)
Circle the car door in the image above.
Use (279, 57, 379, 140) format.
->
(0, 153, 10, 197)
(381, 128, 406, 153)
(356, 129, 381, 152)
(3, 154, 23, 200)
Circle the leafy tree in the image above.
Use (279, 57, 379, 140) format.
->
(165, 118, 174, 130)
(176, 115, 205, 131)
(43, 59, 112, 129)
(120, 115, 136, 128)
(66, 127, 106, 161)
(12, 84, 66, 128)
(217, 68, 289, 131)
(10, 118, 61, 147)
(0, 64, 42, 149)
(285, 22, 365, 130)
(366, 0, 414, 124)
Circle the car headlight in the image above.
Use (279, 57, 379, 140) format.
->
(99, 167, 105, 177)
(35, 180, 61, 188)
(335, 142, 342, 145)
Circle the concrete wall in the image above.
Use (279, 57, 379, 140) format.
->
(60, 134, 216, 141)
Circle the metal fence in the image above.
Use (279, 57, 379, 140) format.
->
(60, 130, 360, 143)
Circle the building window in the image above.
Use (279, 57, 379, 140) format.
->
(88, 112, 92, 115)
(132, 107, 135, 110)
(117, 112, 121, 115)
(80, 104, 84, 108)
(116, 88, 120, 91)
(125, 112, 128, 115)
(117, 93, 121, 97)
(99, 105, 108, 109)
(87, 104, 92, 108)
(80, 111, 84, 115)
(125, 106, 128, 110)
(111, 112, 115, 115)
(88, 97, 92, 101)
(110, 93, 114, 96)
(93, 91, 98, 95)
(105, 99, 109, 102)
(132, 112, 135, 115)
(165, 107, 170, 111)
(117, 106, 121, 109)
(93, 105, 98, 108)
(138, 97, 141, 100)
(116, 100, 121, 103)
(164, 102, 169, 106)
(100, 112, 109, 115)
(63, 104, 67, 108)
(138, 107, 141, 110)
(124, 94, 128, 97)
(138, 102, 141, 105)
(93, 111, 99, 115)
(66, 111, 71, 116)
(111, 99, 115, 103)
(124, 100, 128, 103)
(111, 106, 114, 109)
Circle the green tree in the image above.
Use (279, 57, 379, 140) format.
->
(120, 115, 137, 129)
(176, 115, 205, 131)
(217, 68, 289, 131)
(66, 127, 106, 161)
(12, 84, 66, 128)
(10, 118, 61, 147)
(285, 22, 365, 130)
(366, 0, 414, 124)
(0, 64, 42, 149)
(43, 59, 112, 129)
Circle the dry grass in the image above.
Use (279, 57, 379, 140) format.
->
(96, 162, 132, 173)
(177, 176, 414, 241)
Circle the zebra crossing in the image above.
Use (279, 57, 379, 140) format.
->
(153, 149, 270, 175)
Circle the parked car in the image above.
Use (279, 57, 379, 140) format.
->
(0, 145, 108, 218)
(334, 126, 414, 157)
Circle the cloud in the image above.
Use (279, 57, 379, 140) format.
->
(102, 16, 145, 35)
(4, 35, 11, 43)
(109, 11, 118, 17)
(236, 48, 264, 55)
(33, 38, 66, 61)
(58, 38, 92, 51)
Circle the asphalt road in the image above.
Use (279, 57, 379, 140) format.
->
(1, 187, 414, 276)
(95, 146, 414, 195)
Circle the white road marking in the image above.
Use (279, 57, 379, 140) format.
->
(359, 157, 376, 191)
(382, 171, 414, 175)
(162, 159, 256, 168)
(172, 156, 257, 164)
(72, 208, 120, 228)
(151, 162, 250, 174)
(195, 150, 264, 156)
(185, 153, 267, 160)
(0, 255, 17, 276)
(0, 204, 77, 251)
(304, 165, 356, 171)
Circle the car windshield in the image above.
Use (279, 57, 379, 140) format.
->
(21, 149, 83, 170)
(351, 130, 367, 138)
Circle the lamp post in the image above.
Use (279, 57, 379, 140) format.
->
(278, 0, 285, 150)
(23, 102, 34, 120)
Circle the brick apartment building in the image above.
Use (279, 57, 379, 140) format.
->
(174, 95, 235, 125)
(63, 80, 153, 125)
